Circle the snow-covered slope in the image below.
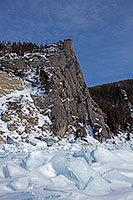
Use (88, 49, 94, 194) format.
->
(0, 138, 133, 200)
(0, 44, 60, 146)
(0, 87, 54, 146)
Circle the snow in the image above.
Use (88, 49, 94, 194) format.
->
(0, 138, 133, 200)
(0, 86, 53, 144)
(103, 169, 133, 186)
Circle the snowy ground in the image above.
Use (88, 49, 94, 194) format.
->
(0, 136, 133, 200)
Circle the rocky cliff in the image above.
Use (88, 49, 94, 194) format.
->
(0, 39, 113, 145)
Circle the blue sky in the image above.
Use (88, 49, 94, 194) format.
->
(0, 0, 133, 86)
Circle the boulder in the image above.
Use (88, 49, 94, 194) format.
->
(8, 124, 18, 131)
(1, 115, 12, 122)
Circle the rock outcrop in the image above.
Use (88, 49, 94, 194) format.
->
(0, 39, 110, 145)
(31, 39, 109, 140)
(0, 72, 23, 97)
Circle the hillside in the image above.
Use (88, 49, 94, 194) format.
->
(89, 79, 133, 139)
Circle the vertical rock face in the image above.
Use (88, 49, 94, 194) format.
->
(64, 39, 73, 52)
(32, 39, 87, 137)
(0, 39, 109, 144)
(31, 39, 109, 140)
(87, 96, 109, 141)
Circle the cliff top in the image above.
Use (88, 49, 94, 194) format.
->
(0, 39, 73, 56)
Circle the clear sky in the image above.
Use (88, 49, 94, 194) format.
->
(0, 0, 133, 86)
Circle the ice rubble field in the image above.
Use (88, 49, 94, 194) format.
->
(0, 137, 133, 200)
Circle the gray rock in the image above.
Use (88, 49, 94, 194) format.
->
(31, 39, 109, 140)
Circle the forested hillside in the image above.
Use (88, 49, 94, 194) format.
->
(89, 79, 133, 136)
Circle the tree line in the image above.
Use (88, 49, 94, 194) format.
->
(0, 41, 45, 56)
